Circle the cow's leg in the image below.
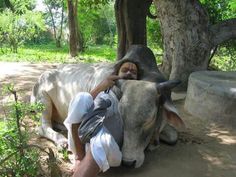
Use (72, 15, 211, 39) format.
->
(159, 124, 178, 145)
(38, 91, 67, 149)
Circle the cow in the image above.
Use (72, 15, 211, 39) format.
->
(31, 45, 185, 168)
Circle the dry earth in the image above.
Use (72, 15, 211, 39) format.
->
(0, 62, 236, 177)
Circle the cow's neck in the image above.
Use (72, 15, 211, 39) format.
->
(111, 86, 122, 100)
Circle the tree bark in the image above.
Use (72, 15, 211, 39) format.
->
(154, 0, 236, 90)
(46, 4, 59, 47)
(115, 0, 152, 60)
(74, 0, 84, 52)
(67, 0, 78, 57)
(56, 0, 65, 48)
(114, 0, 236, 90)
(210, 18, 236, 46)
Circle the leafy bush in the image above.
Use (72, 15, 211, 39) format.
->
(78, 3, 116, 47)
(210, 40, 236, 71)
(0, 85, 47, 177)
(0, 9, 45, 53)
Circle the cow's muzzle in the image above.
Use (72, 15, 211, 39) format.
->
(122, 159, 136, 168)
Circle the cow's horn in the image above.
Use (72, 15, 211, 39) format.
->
(156, 80, 181, 92)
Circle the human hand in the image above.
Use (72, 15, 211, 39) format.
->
(99, 75, 121, 91)
(90, 75, 120, 99)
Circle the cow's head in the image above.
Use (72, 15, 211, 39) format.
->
(117, 80, 184, 168)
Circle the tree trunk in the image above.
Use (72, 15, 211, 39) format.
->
(115, 0, 152, 60)
(74, 0, 84, 52)
(46, 4, 59, 47)
(154, 0, 236, 90)
(56, 0, 65, 48)
(67, 0, 78, 57)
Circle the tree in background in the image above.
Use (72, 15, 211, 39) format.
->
(44, 0, 66, 48)
(114, 0, 154, 59)
(67, 0, 84, 57)
(154, 0, 236, 90)
(78, 2, 116, 47)
(0, 0, 45, 53)
(200, 0, 236, 71)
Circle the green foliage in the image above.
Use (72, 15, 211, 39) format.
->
(198, 0, 236, 71)
(78, 3, 116, 47)
(229, 1, 236, 12)
(147, 4, 162, 50)
(200, 0, 236, 24)
(80, 0, 111, 9)
(210, 40, 236, 71)
(0, 85, 44, 177)
(0, 0, 36, 12)
(0, 8, 45, 53)
(43, 0, 66, 47)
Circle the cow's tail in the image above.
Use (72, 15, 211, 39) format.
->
(30, 82, 39, 104)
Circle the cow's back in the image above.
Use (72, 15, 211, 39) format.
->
(33, 62, 114, 121)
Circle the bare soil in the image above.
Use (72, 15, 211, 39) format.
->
(1, 62, 236, 177)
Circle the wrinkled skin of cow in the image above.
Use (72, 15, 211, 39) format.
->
(118, 80, 184, 168)
(119, 80, 159, 168)
(31, 45, 185, 168)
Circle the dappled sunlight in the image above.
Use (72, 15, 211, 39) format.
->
(200, 151, 236, 170)
(207, 124, 236, 145)
(230, 87, 236, 93)
(202, 154, 223, 166)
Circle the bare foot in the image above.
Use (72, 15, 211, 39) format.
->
(72, 159, 81, 172)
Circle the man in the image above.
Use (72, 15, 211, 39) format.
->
(64, 61, 139, 177)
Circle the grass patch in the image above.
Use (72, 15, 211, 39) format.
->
(0, 43, 116, 63)
(0, 121, 6, 130)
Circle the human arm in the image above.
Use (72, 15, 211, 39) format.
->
(90, 75, 120, 99)
(72, 123, 85, 161)
(73, 147, 100, 177)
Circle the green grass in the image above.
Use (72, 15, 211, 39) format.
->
(0, 121, 6, 129)
(0, 43, 116, 63)
(0, 43, 235, 71)
(0, 121, 7, 136)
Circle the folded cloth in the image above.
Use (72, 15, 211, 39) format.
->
(79, 97, 111, 144)
(90, 127, 122, 172)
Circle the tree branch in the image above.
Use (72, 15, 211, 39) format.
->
(211, 18, 236, 47)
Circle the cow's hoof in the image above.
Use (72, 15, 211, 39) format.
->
(146, 139, 160, 151)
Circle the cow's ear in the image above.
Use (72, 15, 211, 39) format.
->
(163, 100, 185, 130)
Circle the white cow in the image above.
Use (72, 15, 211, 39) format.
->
(31, 45, 185, 167)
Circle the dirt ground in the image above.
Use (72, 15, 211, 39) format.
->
(0, 62, 236, 177)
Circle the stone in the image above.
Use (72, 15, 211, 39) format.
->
(184, 71, 236, 127)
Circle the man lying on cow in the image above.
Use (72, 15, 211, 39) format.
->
(64, 61, 139, 177)
(31, 45, 184, 177)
